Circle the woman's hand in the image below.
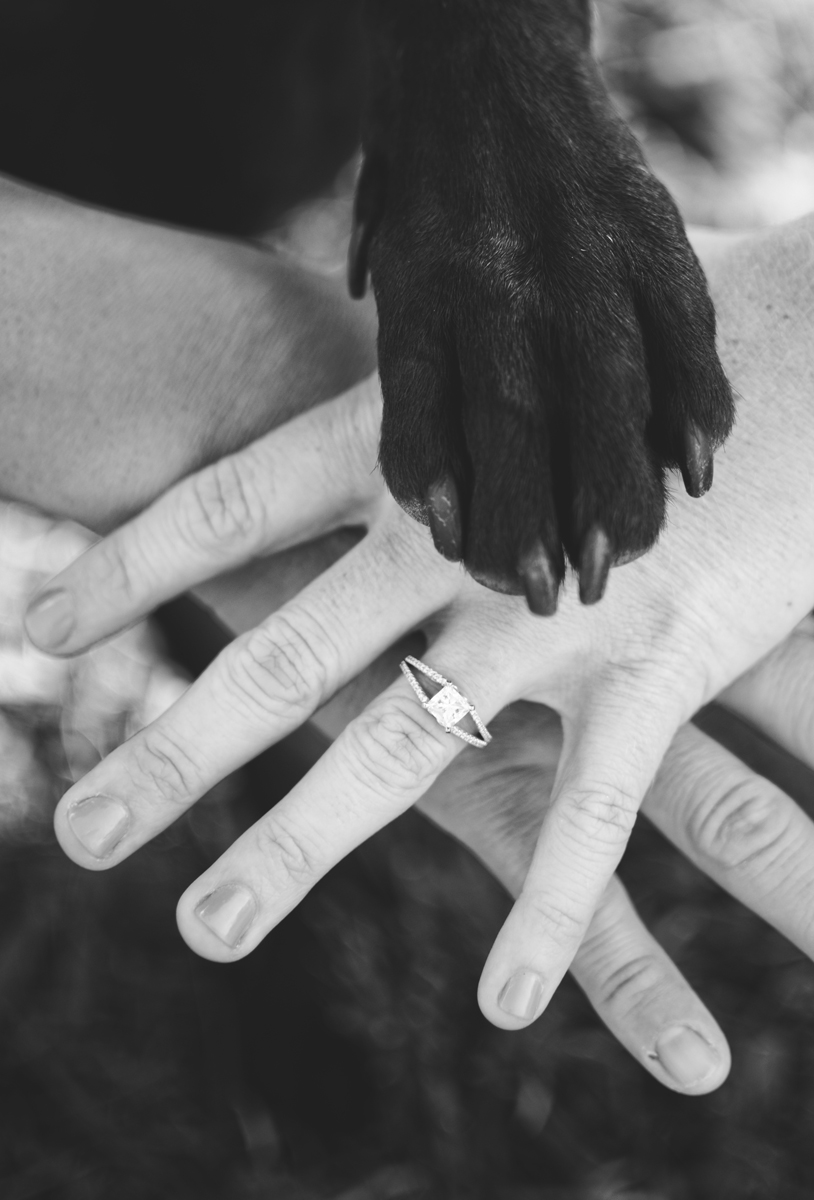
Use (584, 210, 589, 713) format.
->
(23, 215, 814, 1037)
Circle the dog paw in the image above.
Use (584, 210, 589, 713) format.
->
(352, 1, 734, 610)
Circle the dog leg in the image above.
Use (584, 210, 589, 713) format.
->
(353, 0, 734, 607)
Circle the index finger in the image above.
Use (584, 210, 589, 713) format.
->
(24, 376, 383, 656)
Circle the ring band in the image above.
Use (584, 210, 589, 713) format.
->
(399, 655, 491, 749)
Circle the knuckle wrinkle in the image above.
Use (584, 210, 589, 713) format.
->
(556, 786, 639, 853)
(220, 614, 332, 720)
(598, 953, 663, 1011)
(688, 779, 790, 871)
(127, 728, 200, 806)
(342, 698, 448, 799)
(184, 455, 263, 552)
(255, 816, 318, 888)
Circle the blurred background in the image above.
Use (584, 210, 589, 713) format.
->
(598, 0, 814, 227)
(0, 1, 813, 1198)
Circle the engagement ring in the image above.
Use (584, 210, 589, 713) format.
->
(399, 655, 491, 749)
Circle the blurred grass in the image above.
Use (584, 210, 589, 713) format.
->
(598, 0, 814, 225)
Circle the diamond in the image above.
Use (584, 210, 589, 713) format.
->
(426, 684, 470, 730)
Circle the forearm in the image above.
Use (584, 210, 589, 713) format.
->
(0, 174, 377, 531)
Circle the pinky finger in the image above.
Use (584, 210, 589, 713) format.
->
(572, 875, 730, 1094)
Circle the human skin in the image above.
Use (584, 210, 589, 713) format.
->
(0, 173, 378, 531)
(4, 174, 814, 1092)
(25, 210, 814, 1028)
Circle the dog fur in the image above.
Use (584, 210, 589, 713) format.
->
(0, 0, 734, 611)
(350, 0, 735, 609)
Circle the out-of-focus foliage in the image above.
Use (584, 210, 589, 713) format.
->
(0, 504, 189, 840)
(597, 0, 814, 225)
(276, 0, 814, 273)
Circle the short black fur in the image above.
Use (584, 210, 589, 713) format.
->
(351, 0, 735, 606)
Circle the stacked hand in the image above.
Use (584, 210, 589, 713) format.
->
(23, 217, 814, 1095)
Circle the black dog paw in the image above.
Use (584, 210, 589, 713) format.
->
(352, 0, 734, 610)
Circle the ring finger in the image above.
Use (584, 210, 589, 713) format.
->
(174, 637, 516, 961)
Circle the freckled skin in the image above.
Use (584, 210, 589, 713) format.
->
(350, 0, 734, 604)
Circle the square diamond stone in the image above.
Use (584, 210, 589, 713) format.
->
(426, 684, 470, 730)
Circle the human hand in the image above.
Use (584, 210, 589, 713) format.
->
(15, 491, 814, 1102)
(1, 497, 744, 1099)
(21, 424, 814, 1098)
(426, 624, 814, 1091)
(22, 214, 814, 1038)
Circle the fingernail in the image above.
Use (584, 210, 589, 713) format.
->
(25, 588, 75, 650)
(654, 1025, 720, 1088)
(498, 969, 545, 1022)
(518, 538, 559, 617)
(578, 525, 613, 606)
(682, 422, 714, 498)
(195, 883, 257, 948)
(426, 476, 463, 562)
(68, 794, 130, 858)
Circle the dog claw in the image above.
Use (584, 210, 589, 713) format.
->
(578, 525, 613, 605)
(348, 215, 370, 298)
(347, 154, 387, 299)
(426, 477, 463, 562)
(518, 539, 559, 616)
(681, 422, 714, 498)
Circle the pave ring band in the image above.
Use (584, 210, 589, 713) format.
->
(399, 655, 492, 749)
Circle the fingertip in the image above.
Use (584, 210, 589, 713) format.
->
(477, 947, 559, 1031)
(54, 791, 131, 870)
(645, 1023, 731, 1095)
(496, 967, 547, 1024)
(176, 880, 261, 963)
